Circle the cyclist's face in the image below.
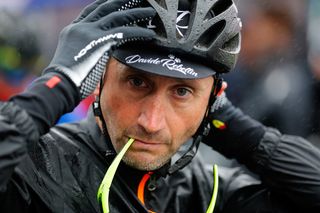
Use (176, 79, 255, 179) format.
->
(100, 58, 213, 171)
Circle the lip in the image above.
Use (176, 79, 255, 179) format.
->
(128, 137, 164, 149)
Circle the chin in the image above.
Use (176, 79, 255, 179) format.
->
(122, 154, 169, 171)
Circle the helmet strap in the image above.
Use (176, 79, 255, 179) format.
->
(93, 77, 109, 136)
(167, 74, 223, 175)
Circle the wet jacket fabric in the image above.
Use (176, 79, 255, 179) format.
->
(1, 100, 320, 213)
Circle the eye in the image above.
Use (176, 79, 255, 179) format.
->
(175, 87, 192, 98)
(129, 76, 147, 88)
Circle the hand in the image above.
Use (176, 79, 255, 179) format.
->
(45, 0, 156, 99)
(202, 93, 265, 162)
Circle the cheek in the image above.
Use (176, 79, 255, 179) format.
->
(170, 100, 208, 148)
(100, 90, 139, 153)
(100, 89, 124, 135)
(101, 88, 140, 133)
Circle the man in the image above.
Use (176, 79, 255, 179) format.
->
(0, 0, 319, 212)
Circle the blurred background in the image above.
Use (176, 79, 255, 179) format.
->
(0, 0, 320, 149)
(0, 0, 94, 123)
(227, 0, 320, 149)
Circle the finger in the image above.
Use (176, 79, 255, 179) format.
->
(111, 26, 156, 45)
(81, 0, 146, 23)
(98, 7, 156, 29)
(81, 0, 124, 23)
(217, 81, 227, 96)
(116, 0, 146, 11)
(73, 0, 107, 23)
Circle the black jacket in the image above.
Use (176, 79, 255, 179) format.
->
(1, 98, 320, 213)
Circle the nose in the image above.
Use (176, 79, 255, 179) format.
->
(137, 94, 167, 134)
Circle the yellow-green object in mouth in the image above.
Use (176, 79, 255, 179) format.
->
(97, 138, 135, 213)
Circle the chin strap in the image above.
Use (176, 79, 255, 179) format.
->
(93, 77, 109, 136)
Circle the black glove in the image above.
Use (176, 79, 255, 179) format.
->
(45, 0, 156, 99)
(10, 0, 156, 135)
(202, 93, 265, 164)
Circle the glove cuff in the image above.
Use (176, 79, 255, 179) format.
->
(10, 72, 79, 135)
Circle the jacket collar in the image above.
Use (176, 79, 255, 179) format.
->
(80, 107, 116, 159)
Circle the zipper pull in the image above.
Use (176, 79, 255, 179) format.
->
(147, 174, 157, 191)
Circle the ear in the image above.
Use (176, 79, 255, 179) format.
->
(217, 81, 227, 96)
(93, 83, 100, 97)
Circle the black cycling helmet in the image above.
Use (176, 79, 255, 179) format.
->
(113, 0, 242, 79)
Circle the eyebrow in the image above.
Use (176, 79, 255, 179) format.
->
(118, 62, 208, 88)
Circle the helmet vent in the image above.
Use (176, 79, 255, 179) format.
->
(207, 0, 233, 18)
(152, 15, 167, 38)
(196, 20, 226, 49)
(222, 33, 240, 53)
(156, 0, 168, 10)
(145, 0, 241, 73)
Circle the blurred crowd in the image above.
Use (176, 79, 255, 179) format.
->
(1, 0, 320, 147)
(226, 0, 320, 148)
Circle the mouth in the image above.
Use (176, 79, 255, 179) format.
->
(128, 137, 164, 150)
